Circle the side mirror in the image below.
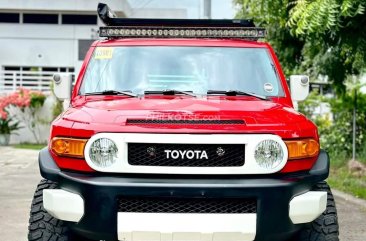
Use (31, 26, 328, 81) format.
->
(53, 73, 73, 100)
(290, 75, 309, 102)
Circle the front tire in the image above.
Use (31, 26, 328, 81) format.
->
(28, 179, 88, 241)
(295, 181, 339, 241)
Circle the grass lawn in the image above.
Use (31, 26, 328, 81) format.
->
(13, 143, 46, 150)
(328, 166, 366, 200)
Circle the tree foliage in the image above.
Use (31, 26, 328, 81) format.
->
(234, 0, 366, 92)
(288, 0, 365, 35)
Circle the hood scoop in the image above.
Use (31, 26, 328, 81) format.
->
(126, 119, 245, 125)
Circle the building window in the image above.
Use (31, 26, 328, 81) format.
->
(62, 14, 97, 25)
(0, 13, 20, 23)
(79, 40, 94, 60)
(3, 66, 74, 73)
(23, 13, 58, 24)
(3, 66, 20, 71)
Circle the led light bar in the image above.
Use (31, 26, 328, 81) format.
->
(97, 3, 266, 40)
(99, 26, 266, 39)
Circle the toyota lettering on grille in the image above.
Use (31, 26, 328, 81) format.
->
(164, 150, 209, 160)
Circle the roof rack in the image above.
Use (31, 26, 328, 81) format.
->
(97, 3, 266, 40)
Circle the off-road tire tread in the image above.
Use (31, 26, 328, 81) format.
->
(28, 179, 71, 241)
(296, 181, 340, 241)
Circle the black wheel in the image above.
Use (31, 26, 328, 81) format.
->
(294, 181, 339, 241)
(28, 179, 91, 241)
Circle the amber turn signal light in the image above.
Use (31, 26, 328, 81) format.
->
(51, 137, 87, 158)
(285, 139, 320, 160)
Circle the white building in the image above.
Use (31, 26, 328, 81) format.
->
(0, 0, 187, 93)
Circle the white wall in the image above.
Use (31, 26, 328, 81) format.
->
(0, 24, 97, 71)
(0, 0, 130, 75)
(0, 0, 187, 75)
(130, 8, 187, 19)
(0, 0, 128, 13)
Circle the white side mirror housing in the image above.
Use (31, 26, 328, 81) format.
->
(290, 75, 310, 102)
(53, 73, 72, 100)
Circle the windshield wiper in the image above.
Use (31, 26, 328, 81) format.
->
(84, 90, 137, 97)
(144, 89, 196, 97)
(207, 90, 268, 100)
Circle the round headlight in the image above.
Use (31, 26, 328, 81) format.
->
(254, 140, 284, 169)
(89, 138, 118, 168)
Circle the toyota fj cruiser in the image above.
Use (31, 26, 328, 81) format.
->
(28, 3, 339, 241)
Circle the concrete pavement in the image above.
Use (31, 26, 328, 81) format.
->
(0, 146, 365, 241)
(0, 147, 40, 241)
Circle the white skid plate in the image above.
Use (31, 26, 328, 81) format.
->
(289, 191, 327, 224)
(118, 213, 256, 241)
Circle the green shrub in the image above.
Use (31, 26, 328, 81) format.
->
(298, 89, 366, 164)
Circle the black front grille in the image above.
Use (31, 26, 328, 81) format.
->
(126, 119, 245, 125)
(128, 143, 245, 167)
(118, 197, 257, 214)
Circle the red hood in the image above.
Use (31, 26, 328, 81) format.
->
(57, 96, 318, 139)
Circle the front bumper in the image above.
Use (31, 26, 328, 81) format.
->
(39, 148, 329, 241)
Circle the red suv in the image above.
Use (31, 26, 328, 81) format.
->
(28, 3, 339, 241)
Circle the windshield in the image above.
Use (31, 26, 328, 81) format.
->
(80, 46, 284, 97)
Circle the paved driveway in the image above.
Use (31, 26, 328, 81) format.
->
(0, 147, 40, 241)
(0, 147, 365, 241)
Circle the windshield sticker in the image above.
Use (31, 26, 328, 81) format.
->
(94, 47, 114, 59)
(264, 83, 274, 93)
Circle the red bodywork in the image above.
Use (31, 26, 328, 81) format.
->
(50, 38, 319, 173)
